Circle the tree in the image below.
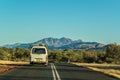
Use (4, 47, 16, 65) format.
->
(14, 47, 25, 60)
(0, 48, 12, 60)
(0, 48, 5, 60)
(96, 51, 106, 63)
(106, 44, 120, 64)
(83, 50, 97, 63)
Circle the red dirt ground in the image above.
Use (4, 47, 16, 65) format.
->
(0, 65, 17, 73)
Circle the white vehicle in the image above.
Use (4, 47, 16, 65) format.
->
(30, 46, 48, 66)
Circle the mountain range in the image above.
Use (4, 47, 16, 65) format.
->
(3, 37, 106, 50)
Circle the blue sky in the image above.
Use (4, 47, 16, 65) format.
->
(0, 0, 120, 45)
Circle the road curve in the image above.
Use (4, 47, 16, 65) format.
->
(0, 63, 119, 80)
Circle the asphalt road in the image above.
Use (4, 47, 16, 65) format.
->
(0, 63, 119, 80)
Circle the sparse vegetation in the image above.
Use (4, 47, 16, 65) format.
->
(0, 47, 30, 61)
(0, 43, 120, 64)
(48, 49, 106, 63)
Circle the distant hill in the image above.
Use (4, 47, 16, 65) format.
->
(2, 37, 106, 50)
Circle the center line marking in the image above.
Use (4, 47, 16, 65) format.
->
(51, 63, 61, 80)
(51, 63, 56, 80)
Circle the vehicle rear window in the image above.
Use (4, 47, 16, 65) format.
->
(32, 48, 46, 54)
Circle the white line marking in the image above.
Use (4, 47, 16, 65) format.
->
(53, 63, 61, 80)
(51, 63, 56, 80)
(51, 63, 61, 80)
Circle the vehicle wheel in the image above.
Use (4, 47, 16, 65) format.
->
(30, 62, 33, 64)
(44, 63, 48, 67)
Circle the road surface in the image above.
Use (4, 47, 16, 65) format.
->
(0, 63, 119, 80)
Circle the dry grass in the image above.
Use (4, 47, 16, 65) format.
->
(72, 63, 120, 67)
(88, 67, 120, 79)
(73, 63, 120, 79)
(0, 60, 29, 65)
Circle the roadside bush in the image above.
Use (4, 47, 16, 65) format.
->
(83, 51, 97, 63)
(96, 51, 106, 63)
(106, 44, 120, 64)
